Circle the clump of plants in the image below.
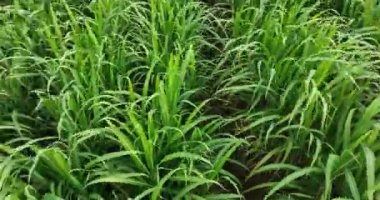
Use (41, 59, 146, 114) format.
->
(1, 0, 379, 199)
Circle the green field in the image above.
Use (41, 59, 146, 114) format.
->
(1, 0, 380, 199)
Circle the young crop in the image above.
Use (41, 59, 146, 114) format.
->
(0, 0, 379, 199)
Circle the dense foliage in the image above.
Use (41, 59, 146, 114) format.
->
(1, 0, 380, 199)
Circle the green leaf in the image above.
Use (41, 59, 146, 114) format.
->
(265, 167, 321, 200)
(212, 139, 243, 179)
(344, 170, 360, 200)
(85, 151, 141, 169)
(204, 193, 243, 200)
(248, 163, 300, 180)
(363, 146, 375, 200)
(324, 154, 340, 200)
(160, 152, 211, 166)
(107, 121, 148, 173)
(127, 107, 154, 171)
(86, 173, 148, 187)
(33, 148, 82, 190)
(239, 115, 280, 134)
(343, 109, 355, 149)
(173, 179, 217, 200)
(354, 97, 380, 138)
(151, 168, 182, 200)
